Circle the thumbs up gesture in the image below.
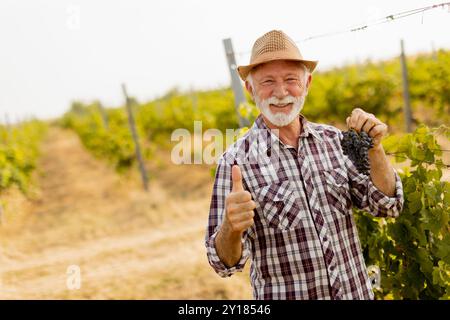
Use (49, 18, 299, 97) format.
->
(224, 165, 256, 235)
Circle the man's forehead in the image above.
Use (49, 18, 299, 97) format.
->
(252, 60, 303, 77)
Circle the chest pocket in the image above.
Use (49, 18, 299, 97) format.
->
(323, 168, 352, 215)
(254, 180, 305, 231)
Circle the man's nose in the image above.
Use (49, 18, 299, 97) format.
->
(272, 82, 289, 99)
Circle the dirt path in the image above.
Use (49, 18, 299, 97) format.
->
(0, 127, 252, 299)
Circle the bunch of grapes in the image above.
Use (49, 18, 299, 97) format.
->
(340, 129, 374, 175)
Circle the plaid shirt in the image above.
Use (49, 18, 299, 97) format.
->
(205, 114, 404, 300)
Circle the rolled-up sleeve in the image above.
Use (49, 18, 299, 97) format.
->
(206, 227, 251, 277)
(342, 146, 404, 218)
(366, 169, 404, 217)
(205, 155, 251, 277)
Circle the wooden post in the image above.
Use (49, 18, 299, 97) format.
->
(97, 101, 109, 129)
(431, 41, 437, 61)
(223, 38, 249, 128)
(121, 84, 149, 191)
(400, 39, 413, 133)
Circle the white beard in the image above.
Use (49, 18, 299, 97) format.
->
(254, 93, 306, 127)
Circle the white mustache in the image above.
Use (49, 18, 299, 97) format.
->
(264, 96, 299, 106)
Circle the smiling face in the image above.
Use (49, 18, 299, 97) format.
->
(245, 60, 311, 127)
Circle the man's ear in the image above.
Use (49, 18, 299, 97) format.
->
(244, 81, 254, 100)
(306, 74, 312, 90)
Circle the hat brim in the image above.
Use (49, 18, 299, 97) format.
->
(237, 58, 318, 81)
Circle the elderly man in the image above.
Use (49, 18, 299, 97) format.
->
(205, 30, 404, 300)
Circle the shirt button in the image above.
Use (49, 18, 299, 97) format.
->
(329, 265, 335, 272)
(323, 236, 328, 242)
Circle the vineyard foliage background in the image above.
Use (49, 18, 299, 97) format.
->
(0, 120, 47, 195)
(1, 49, 449, 299)
(358, 125, 449, 300)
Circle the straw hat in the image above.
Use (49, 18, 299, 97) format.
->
(237, 30, 318, 81)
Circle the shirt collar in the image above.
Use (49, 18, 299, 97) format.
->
(251, 113, 323, 150)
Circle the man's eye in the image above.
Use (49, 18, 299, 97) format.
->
(286, 78, 298, 82)
(262, 80, 273, 85)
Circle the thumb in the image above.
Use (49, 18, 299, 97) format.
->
(231, 165, 244, 192)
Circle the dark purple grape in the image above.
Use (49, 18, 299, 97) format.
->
(340, 129, 374, 176)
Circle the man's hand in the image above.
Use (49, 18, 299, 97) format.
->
(346, 108, 388, 150)
(223, 165, 256, 235)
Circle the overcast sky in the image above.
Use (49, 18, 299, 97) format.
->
(1, 0, 449, 122)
